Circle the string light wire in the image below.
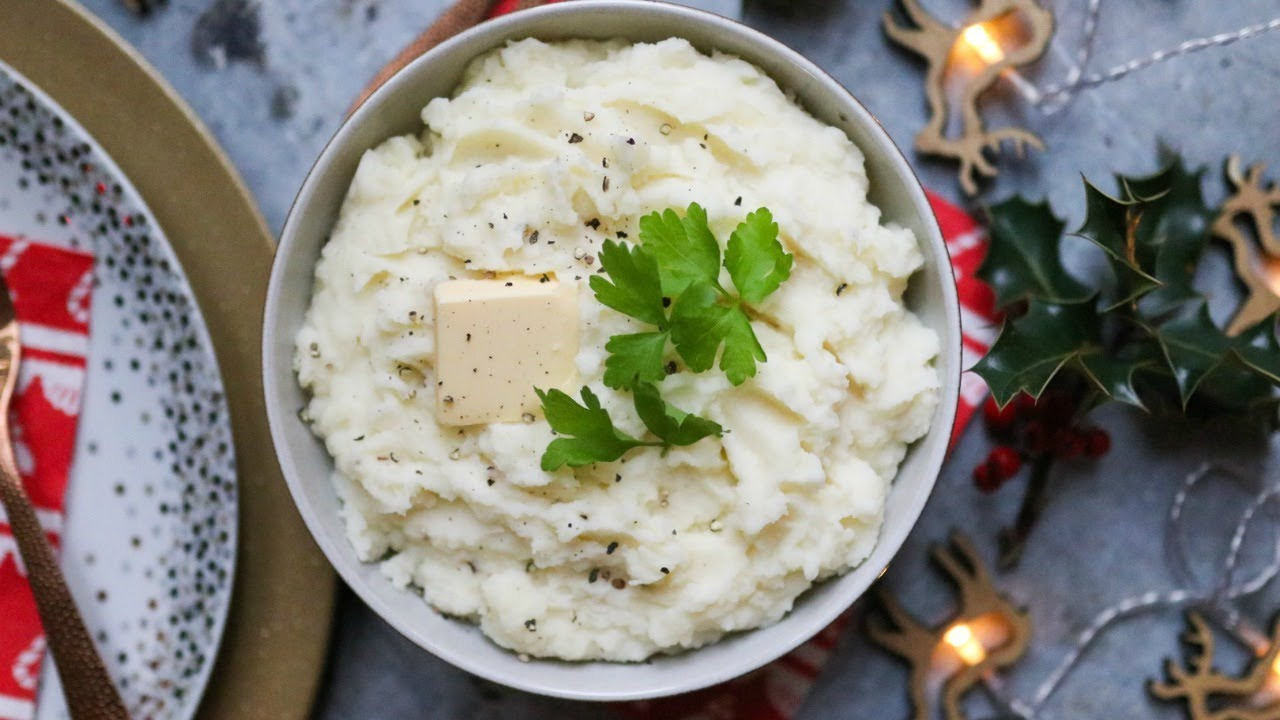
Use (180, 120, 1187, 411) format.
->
(981, 463, 1280, 718)
(1031, 0, 1280, 113)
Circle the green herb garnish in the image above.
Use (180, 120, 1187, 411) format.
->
(592, 202, 794, 388)
(540, 202, 791, 471)
(536, 384, 722, 471)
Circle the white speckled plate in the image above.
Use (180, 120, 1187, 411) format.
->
(0, 61, 236, 720)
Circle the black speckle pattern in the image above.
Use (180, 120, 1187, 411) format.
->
(0, 65, 236, 719)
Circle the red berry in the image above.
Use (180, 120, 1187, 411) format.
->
(1084, 427, 1111, 458)
(1053, 429, 1086, 459)
(1025, 420, 1050, 453)
(983, 396, 1019, 434)
(988, 446, 1023, 479)
(973, 462, 1001, 493)
(1016, 393, 1038, 413)
(1036, 391, 1076, 428)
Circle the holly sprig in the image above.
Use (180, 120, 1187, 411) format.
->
(538, 203, 794, 470)
(973, 159, 1280, 416)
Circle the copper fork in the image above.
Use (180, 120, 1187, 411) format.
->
(0, 272, 129, 719)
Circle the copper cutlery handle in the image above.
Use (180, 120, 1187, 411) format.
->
(0, 331, 129, 719)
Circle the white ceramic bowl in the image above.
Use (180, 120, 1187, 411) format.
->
(263, 0, 961, 701)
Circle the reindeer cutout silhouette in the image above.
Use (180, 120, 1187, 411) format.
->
(1212, 156, 1280, 336)
(867, 533, 1031, 720)
(883, 0, 1054, 195)
(1150, 612, 1280, 720)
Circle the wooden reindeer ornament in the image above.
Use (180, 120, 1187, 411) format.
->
(1150, 612, 1280, 720)
(867, 533, 1031, 720)
(1212, 156, 1280, 336)
(883, 0, 1054, 195)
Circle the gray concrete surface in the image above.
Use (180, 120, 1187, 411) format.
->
(74, 0, 1280, 717)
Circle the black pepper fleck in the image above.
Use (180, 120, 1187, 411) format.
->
(836, 282, 848, 296)
(606, 541, 618, 555)
(568, 133, 583, 144)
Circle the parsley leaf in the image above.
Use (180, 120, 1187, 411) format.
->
(603, 332, 669, 389)
(725, 208, 794, 304)
(536, 384, 721, 471)
(632, 382, 723, 447)
(589, 240, 668, 327)
(668, 281, 767, 385)
(536, 387, 652, 471)
(639, 203, 722, 295)
(591, 240, 672, 389)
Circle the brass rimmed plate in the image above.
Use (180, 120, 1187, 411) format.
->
(0, 2, 335, 719)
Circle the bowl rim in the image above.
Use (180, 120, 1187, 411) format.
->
(265, 0, 961, 701)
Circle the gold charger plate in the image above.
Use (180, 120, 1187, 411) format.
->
(0, 1, 336, 718)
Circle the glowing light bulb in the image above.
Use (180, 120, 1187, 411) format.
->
(962, 23, 1006, 65)
(1271, 651, 1280, 677)
(1261, 257, 1280, 297)
(944, 623, 988, 666)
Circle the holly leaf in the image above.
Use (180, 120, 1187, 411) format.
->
(1124, 160, 1213, 317)
(590, 240, 668, 327)
(1080, 352, 1147, 409)
(980, 197, 1090, 307)
(602, 332, 670, 390)
(1076, 180, 1160, 309)
(638, 203, 722, 296)
(669, 281, 766, 385)
(1232, 316, 1280, 382)
(1189, 362, 1277, 417)
(724, 208, 794, 304)
(1150, 303, 1231, 408)
(536, 387, 651, 471)
(632, 382, 723, 447)
(972, 299, 1103, 407)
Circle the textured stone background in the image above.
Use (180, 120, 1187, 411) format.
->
(75, 0, 1280, 718)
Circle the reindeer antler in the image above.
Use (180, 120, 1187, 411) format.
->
(866, 533, 1032, 720)
(1212, 156, 1280, 336)
(883, 0, 1053, 195)
(1150, 612, 1280, 720)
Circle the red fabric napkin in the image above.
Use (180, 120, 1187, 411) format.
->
(0, 236, 93, 720)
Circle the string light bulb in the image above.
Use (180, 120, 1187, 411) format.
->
(944, 623, 988, 666)
(958, 21, 1043, 104)
(962, 23, 1005, 64)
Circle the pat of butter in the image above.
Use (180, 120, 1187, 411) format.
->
(434, 275, 578, 425)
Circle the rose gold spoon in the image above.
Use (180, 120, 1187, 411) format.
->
(0, 273, 129, 720)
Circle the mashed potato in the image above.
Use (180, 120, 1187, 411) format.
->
(296, 38, 939, 661)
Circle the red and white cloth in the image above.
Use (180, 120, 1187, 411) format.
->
(0, 236, 93, 720)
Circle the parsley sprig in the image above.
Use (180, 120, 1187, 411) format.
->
(536, 385, 722, 471)
(592, 202, 794, 388)
(537, 202, 793, 471)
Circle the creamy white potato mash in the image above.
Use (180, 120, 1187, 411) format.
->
(296, 38, 939, 661)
